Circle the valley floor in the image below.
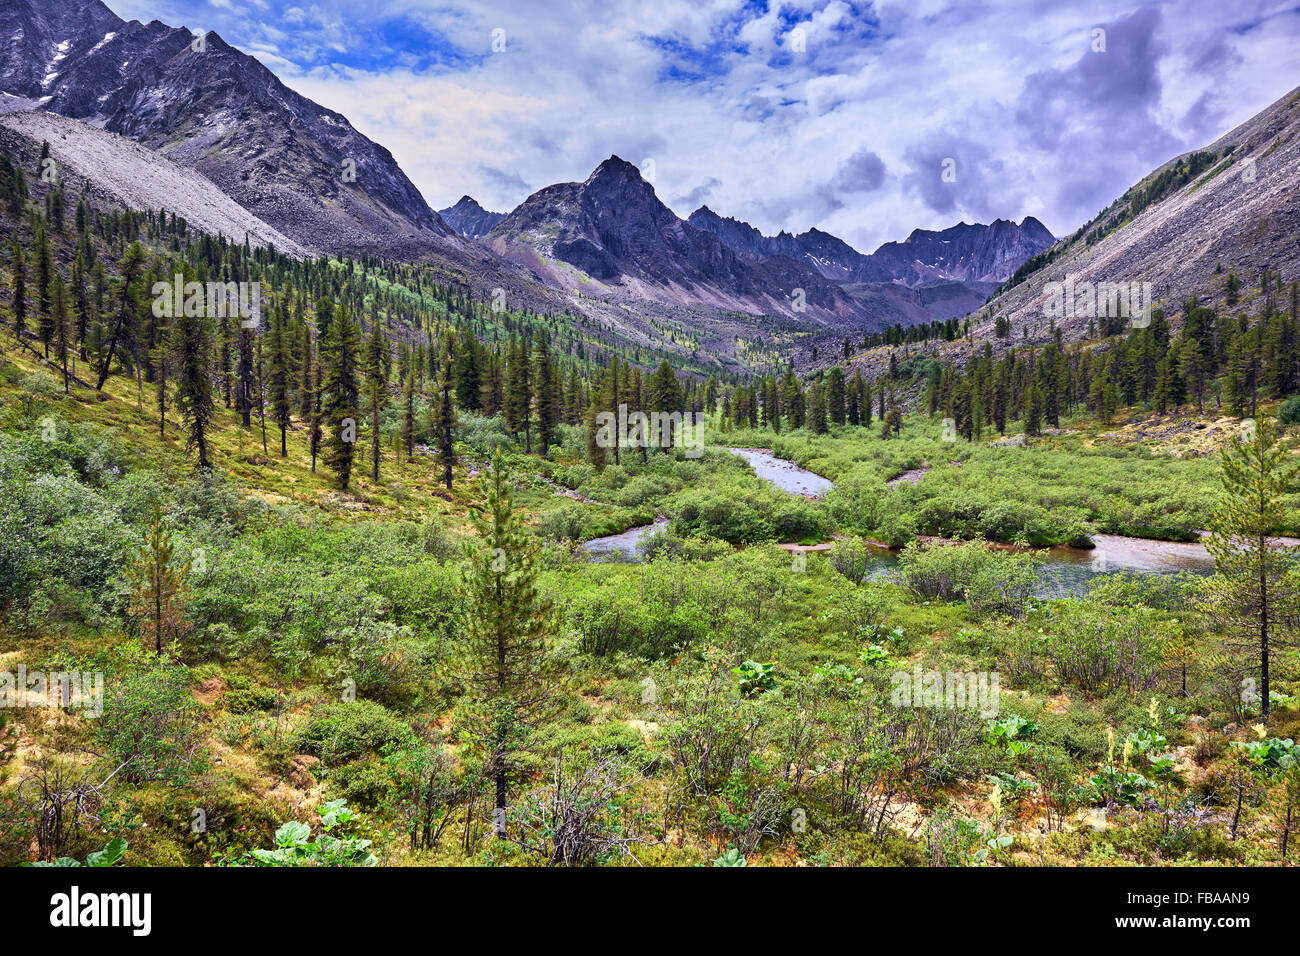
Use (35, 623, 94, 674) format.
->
(2, 329, 1298, 868)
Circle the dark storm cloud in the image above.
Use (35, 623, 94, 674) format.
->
(477, 164, 531, 195)
(1012, 6, 1185, 227)
(831, 148, 886, 193)
(670, 176, 723, 209)
(900, 137, 1022, 223)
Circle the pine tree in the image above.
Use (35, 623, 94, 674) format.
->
(34, 226, 53, 357)
(365, 316, 387, 482)
(126, 507, 191, 655)
(826, 366, 846, 426)
(309, 355, 323, 474)
(808, 383, 828, 434)
(647, 360, 681, 452)
(269, 303, 292, 457)
(505, 335, 532, 452)
(298, 321, 315, 420)
(428, 346, 457, 490)
(49, 272, 71, 392)
(8, 238, 25, 339)
(532, 333, 558, 458)
(170, 300, 215, 469)
(458, 450, 554, 837)
(322, 306, 362, 490)
(97, 242, 145, 390)
(1202, 418, 1300, 721)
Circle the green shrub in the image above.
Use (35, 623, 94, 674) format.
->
(897, 539, 1040, 618)
(98, 657, 207, 785)
(294, 700, 414, 767)
(1280, 395, 1300, 425)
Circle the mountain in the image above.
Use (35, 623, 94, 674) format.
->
(869, 218, 1056, 286)
(0, 0, 457, 255)
(973, 84, 1300, 345)
(688, 207, 1054, 288)
(439, 196, 507, 239)
(484, 155, 861, 325)
(686, 206, 894, 283)
(0, 108, 305, 254)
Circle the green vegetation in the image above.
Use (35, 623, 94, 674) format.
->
(1, 146, 1299, 870)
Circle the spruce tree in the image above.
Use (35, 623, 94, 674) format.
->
(458, 449, 554, 839)
(170, 296, 215, 469)
(532, 333, 558, 458)
(1202, 417, 1300, 721)
(322, 306, 362, 490)
(365, 316, 386, 482)
(8, 238, 25, 339)
(428, 345, 457, 490)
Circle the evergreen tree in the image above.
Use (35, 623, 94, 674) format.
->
(365, 316, 387, 482)
(647, 360, 681, 452)
(126, 507, 191, 655)
(400, 375, 416, 461)
(584, 402, 606, 471)
(808, 383, 828, 434)
(8, 238, 25, 339)
(170, 297, 215, 469)
(532, 334, 558, 458)
(428, 345, 457, 490)
(34, 226, 53, 357)
(97, 242, 145, 390)
(322, 306, 362, 490)
(269, 304, 293, 457)
(49, 272, 71, 392)
(505, 335, 532, 452)
(298, 321, 315, 419)
(826, 366, 846, 426)
(1202, 418, 1300, 721)
(458, 450, 554, 837)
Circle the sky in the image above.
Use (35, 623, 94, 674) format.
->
(109, 0, 1300, 253)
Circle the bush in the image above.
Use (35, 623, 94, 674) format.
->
(1280, 395, 1300, 425)
(896, 539, 1039, 618)
(98, 657, 207, 785)
(294, 700, 414, 767)
(827, 538, 870, 583)
(538, 504, 589, 543)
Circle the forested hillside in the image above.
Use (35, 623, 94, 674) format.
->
(3, 113, 1300, 874)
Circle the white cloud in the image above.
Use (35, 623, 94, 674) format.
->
(140, 0, 1300, 249)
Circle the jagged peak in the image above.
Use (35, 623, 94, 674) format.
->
(588, 154, 644, 182)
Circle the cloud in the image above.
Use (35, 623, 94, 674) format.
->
(129, 0, 1300, 248)
(831, 148, 885, 193)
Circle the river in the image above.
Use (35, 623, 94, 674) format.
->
(576, 448, 1219, 594)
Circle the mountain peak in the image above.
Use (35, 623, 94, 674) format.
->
(438, 194, 506, 239)
(588, 154, 644, 183)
